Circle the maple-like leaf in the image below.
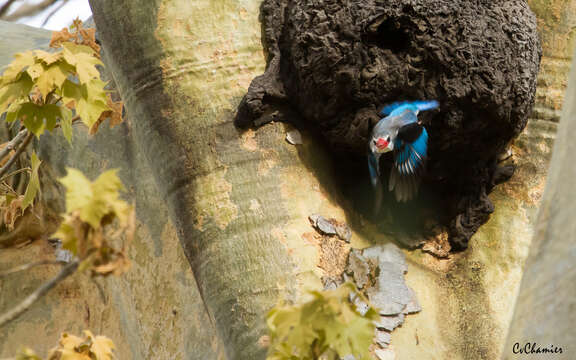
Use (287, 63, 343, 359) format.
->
(58, 168, 127, 228)
(36, 63, 69, 98)
(85, 330, 115, 360)
(1, 51, 35, 83)
(0, 73, 34, 114)
(35, 50, 63, 65)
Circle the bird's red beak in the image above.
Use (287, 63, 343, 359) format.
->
(376, 138, 389, 150)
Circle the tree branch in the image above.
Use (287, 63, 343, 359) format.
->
(0, 0, 18, 18)
(1, 0, 60, 22)
(0, 260, 64, 277)
(0, 129, 27, 165)
(0, 131, 33, 179)
(42, 0, 68, 27)
(0, 260, 78, 327)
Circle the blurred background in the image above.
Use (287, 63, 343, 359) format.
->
(0, 0, 91, 30)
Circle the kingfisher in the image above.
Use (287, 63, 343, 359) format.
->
(368, 100, 438, 203)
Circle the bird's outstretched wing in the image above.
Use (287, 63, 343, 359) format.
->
(380, 100, 439, 117)
(389, 123, 428, 202)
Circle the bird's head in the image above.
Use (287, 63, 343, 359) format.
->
(370, 133, 393, 154)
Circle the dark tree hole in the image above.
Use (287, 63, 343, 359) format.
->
(363, 18, 411, 52)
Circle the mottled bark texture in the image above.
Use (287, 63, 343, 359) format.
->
(238, 0, 541, 249)
(503, 49, 576, 360)
(88, 1, 302, 359)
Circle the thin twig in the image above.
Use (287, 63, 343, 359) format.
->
(0, 129, 27, 165)
(0, 131, 33, 179)
(1, 0, 60, 22)
(0, 260, 64, 277)
(0, 0, 18, 18)
(41, 0, 68, 27)
(1, 0, 59, 22)
(0, 260, 78, 327)
(0, 167, 30, 183)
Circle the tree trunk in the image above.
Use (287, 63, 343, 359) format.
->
(503, 1, 576, 356)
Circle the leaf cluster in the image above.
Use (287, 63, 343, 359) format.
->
(266, 282, 379, 360)
(13, 330, 115, 360)
(54, 168, 134, 277)
(0, 19, 122, 143)
(0, 20, 123, 234)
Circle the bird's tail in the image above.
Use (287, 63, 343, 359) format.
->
(380, 100, 439, 116)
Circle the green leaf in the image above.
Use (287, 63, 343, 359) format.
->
(61, 79, 82, 107)
(76, 97, 109, 129)
(22, 152, 42, 210)
(59, 168, 127, 228)
(266, 282, 378, 360)
(60, 79, 110, 128)
(1, 51, 35, 83)
(0, 73, 33, 114)
(17, 103, 65, 136)
(5, 101, 23, 123)
(60, 106, 73, 144)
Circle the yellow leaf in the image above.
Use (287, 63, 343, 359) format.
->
(59, 168, 94, 221)
(14, 347, 41, 360)
(35, 49, 63, 65)
(58, 349, 91, 360)
(59, 168, 127, 228)
(77, 97, 110, 129)
(1, 51, 35, 83)
(36, 63, 69, 98)
(54, 219, 79, 255)
(91, 98, 123, 135)
(26, 62, 44, 81)
(59, 332, 85, 350)
(84, 330, 115, 360)
(0, 73, 33, 114)
(22, 152, 42, 210)
(75, 53, 103, 84)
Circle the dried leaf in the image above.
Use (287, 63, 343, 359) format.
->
(90, 97, 123, 135)
(2, 195, 24, 230)
(50, 28, 76, 49)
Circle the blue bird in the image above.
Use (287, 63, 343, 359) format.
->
(368, 100, 438, 203)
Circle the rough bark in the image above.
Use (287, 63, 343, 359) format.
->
(238, 0, 541, 249)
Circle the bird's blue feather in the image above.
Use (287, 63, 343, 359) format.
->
(393, 128, 428, 175)
(380, 100, 439, 117)
(367, 152, 380, 187)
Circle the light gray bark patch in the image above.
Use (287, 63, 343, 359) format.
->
(346, 243, 421, 355)
(309, 214, 352, 242)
